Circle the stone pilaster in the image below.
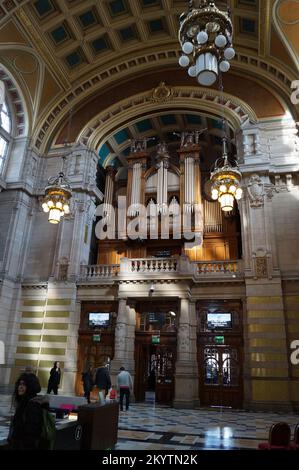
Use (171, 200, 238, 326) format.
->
(173, 298, 199, 408)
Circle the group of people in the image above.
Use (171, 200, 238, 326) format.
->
(82, 363, 133, 412)
(7, 361, 134, 449)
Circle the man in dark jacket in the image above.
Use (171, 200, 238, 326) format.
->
(95, 363, 111, 399)
(47, 361, 61, 394)
(82, 365, 94, 403)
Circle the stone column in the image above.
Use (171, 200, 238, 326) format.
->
(173, 298, 199, 408)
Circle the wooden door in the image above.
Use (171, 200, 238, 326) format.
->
(75, 301, 116, 399)
(198, 342, 243, 408)
(135, 333, 176, 405)
(197, 300, 243, 409)
(75, 333, 114, 399)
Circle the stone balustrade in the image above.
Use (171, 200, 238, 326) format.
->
(195, 260, 242, 276)
(80, 264, 119, 279)
(79, 257, 244, 282)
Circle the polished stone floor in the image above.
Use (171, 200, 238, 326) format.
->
(1, 397, 298, 450)
(115, 403, 299, 450)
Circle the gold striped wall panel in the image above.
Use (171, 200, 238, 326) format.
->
(12, 297, 72, 388)
(246, 295, 290, 403)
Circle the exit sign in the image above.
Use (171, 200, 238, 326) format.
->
(152, 335, 160, 344)
(214, 336, 224, 345)
(93, 334, 101, 342)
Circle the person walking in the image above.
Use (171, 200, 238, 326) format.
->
(47, 361, 61, 395)
(117, 366, 133, 412)
(8, 373, 43, 449)
(82, 364, 94, 404)
(95, 362, 111, 402)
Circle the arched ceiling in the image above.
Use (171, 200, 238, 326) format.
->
(97, 111, 235, 177)
(0, 0, 298, 153)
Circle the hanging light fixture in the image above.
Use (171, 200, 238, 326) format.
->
(42, 160, 71, 224)
(178, 1, 235, 86)
(210, 136, 242, 212)
(42, 108, 73, 224)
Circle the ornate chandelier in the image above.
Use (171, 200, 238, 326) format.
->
(178, 1, 235, 86)
(42, 160, 71, 224)
(210, 136, 242, 212)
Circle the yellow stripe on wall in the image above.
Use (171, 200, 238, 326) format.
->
(42, 335, 67, 342)
(251, 368, 289, 377)
(43, 323, 69, 330)
(20, 323, 43, 330)
(15, 359, 38, 367)
(18, 335, 41, 342)
(249, 338, 286, 347)
(248, 324, 285, 333)
(247, 297, 282, 304)
(252, 381, 290, 401)
(251, 353, 287, 362)
(40, 348, 65, 356)
(23, 300, 45, 307)
(47, 299, 71, 306)
(22, 311, 44, 318)
(16, 347, 40, 354)
(247, 310, 283, 318)
(45, 311, 70, 318)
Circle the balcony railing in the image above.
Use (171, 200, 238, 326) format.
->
(79, 257, 243, 282)
(195, 260, 242, 276)
(80, 264, 119, 279)
(128, 258, 178, 274)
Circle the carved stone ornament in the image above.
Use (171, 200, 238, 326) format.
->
(150, 81, 173, 103)
(255, 256, 268, 279)
(247, 174, 264, 207)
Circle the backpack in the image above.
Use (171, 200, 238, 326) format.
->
(40, 408, 56, 450)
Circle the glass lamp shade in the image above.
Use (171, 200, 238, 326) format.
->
(197, 31, 208, 44)
(224, 47, 235, 60)
(179, 55, 190, 67)
(196, 53, 218, 86)
(215, 34, 227, 48)
(63, 204, 70, 214)
(235, 187, 243, 200)
(188, 65, 197, 77)
(48, 208, 62, 224)
(182, 41, 194, 54)
(42, 203, 49, 213)
(219, 193, 234, 212)
(219, 60, 230, 72)
(211, 189, 219, 200)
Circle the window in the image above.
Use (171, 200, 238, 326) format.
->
(0, 101, 11, 133)
(0, 84, 12, 174)
(0, 136, 8, 172)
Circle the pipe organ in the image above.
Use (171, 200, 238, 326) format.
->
(97, 136, 239, 264)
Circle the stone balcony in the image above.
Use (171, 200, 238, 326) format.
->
(79, 256, 244, 283)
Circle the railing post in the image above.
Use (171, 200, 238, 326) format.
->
(120, 257, 130, 274)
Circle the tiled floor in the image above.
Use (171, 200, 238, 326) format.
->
(1, 397, 298, 450)
(115, 404, 299, 450)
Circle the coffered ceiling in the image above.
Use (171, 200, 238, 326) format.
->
(0, 0, 298, 155)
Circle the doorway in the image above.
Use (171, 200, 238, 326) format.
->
(197, 300, 243, 409)
(75, 301, 116, 398)
(134, 300, 178, 405)
(135, 338, 176, 405)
